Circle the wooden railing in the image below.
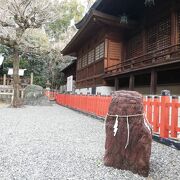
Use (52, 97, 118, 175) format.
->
(105, 44, 180, 75)
(55, 94, 180, 140)
(0, 77, 30, 87)
(0, 85, 25, 100)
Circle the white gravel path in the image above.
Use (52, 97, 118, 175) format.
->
(0, 105, 179, 180)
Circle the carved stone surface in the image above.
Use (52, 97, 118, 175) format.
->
(104, 91, 152, 177)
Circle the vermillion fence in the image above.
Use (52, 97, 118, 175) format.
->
(54, 93, 180, 139)
(143, 96, 180, 139)
(45, 91, 57, 101)
(56, 94, 112, 117)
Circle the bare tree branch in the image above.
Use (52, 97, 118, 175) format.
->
(22, 0, 32, 16)
(12, 0, 22, 16)
(0, 20, 15, 28)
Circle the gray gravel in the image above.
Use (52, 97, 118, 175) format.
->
(0, 105, 179, 180)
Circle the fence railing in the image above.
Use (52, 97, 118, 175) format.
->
(56, 94, 112, 117)
(105, 44, 180, 75)
(144, 96, 180, 139)
(55, 93, 180, 140)
(0, 85, 24, 101)
(45, 90, 57, 101)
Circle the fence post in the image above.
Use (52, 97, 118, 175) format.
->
(83, 95, 87, 112)
(30, 72, 34, 85)
(90, 95, 93, 114)
(86, 95, 90, 113)
(3, 74, 6, 85)
(64, 94, 66, 106)
(96, 95, 101, 116)
(153, 96, 160, 133)
(93, 95, 97, 115)
(147, 96, 153, 125)
(160, 90, 170, 138)
(79, 95, 82, 111)
(100, 96, 106, 117)
(171, 95, 178, 138)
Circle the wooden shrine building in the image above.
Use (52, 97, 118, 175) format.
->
(61, 60, 77, 84)
(62, 0, 180, 95)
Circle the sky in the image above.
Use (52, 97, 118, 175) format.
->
(80, 0, 93, 13)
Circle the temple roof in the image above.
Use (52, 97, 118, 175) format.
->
(62, 10, 135, 56)
(76, 0, 148, 29)
(62, 0, 167, 56)
(61, 59, 76, 72)
(75, 0, 103, 29)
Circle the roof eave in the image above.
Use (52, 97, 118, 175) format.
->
(62, 10, 136, 56)
(61, 60, 77, 72)
(75, 0, 103, 29)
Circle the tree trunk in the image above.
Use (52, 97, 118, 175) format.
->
(12, 49, 21, 107)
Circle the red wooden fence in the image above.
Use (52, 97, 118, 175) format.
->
(143, 96, 180, 139)
(54, 93, 180, 140)
(56, 94, 112, 117)
(45, 91, 56, 101)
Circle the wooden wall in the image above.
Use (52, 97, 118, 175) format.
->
(76, 30, 124, 88)
(76, 30, 106, 88)
(62, 62, 76, 83)
(105, 40, 121, 68)
(125, 16, 172, 60)
(124, 2, 180, 60)
(76, 1, 180, 89)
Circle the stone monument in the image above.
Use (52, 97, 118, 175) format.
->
(104, 91, 152, 177)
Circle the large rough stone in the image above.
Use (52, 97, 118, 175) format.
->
(23, 85, 51, 106)
(104, 91, 152, 177)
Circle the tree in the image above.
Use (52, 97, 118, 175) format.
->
(0, 0, 55, 107)
(86, 0, 96, 11)
(44, 0, 85, 89)
(44, 50, 73, 89)
(47, 0, 84, 41)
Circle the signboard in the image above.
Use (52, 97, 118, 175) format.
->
(8, 68, 27, 76)
(67, 75, 73, 92)
(0, 54, 4, 66)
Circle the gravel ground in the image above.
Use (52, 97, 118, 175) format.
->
(0, 105, 179, 180)
(0, 102, 9, 108)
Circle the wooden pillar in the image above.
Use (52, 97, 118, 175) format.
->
(3, 74, 6, 85)
(150, 69, 157, 95)
(115, 77, 119, 91)
(104, 38, 108, 69)
(129, 74, 134, 90)
(21, 89, 24, 99)
(30, 72, 34, 85)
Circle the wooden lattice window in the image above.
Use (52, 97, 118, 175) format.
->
(88, 49, 94, 64)
(126, 33, 143, 59)
(146, 16, 171, 52)
(99, 42, 104, 58)
(82, 54, 87, 68)
(77, 57, 82, 70)
(95, 42, 104, 61)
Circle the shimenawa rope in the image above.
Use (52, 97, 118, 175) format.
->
(105, 113, 145, 149)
